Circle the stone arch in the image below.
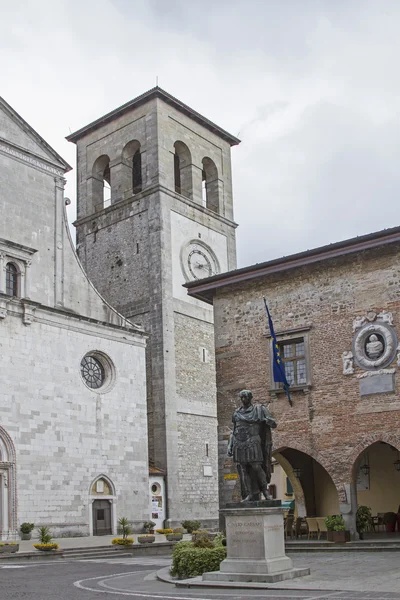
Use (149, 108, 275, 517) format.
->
(273, 439, 341, 490)
(89, 473, 116, 496)
(273, 442, 340, 517)
(121, 140, 142, 194)
(90, 154, 111, 212)
(273, 451, 306, 517)
(174, 141, 193, 199)
(349, 432, 400, 476)
(0, 425, 17, 539)
(202, 156, 219, 213)
(88, 474, 117, 536)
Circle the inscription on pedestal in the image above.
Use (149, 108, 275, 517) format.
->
(228, 520, 262, 547)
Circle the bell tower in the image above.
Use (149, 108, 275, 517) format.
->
(67, 88, 240, 527)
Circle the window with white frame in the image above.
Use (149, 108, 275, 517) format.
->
(0, 238, 37, 299)
(269, 327, 311, 392)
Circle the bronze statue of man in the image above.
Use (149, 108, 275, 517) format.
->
(228, 389, 277, 502)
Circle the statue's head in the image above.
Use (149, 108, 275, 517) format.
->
(239, 389, 253, 406)
(369, 334, 378, 342)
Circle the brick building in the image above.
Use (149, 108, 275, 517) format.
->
(186, 227, 400, 536)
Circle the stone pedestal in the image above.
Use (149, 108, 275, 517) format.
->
(203, 503, 310, 584)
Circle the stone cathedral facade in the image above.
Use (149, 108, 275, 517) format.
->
(67, 88, 240, 527)
(0, 97, 149, 539)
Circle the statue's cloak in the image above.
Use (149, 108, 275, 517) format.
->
(231, 403, 276, 483)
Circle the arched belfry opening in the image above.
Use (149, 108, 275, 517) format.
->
(122, 140, 142, 195)
(201, 157, 220, 213)
(174, 141, 193, 199)
(91, 154, 111, 212)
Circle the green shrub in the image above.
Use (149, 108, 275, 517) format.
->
(181, 520, 201, 534)
(20, 522, 35, 534)
(193, 534, 214, 548)
(170, 541, 226, 579)
(37, 526, 52, 544)
(325, 515, 345, 532)
(213, 532, 226, 547)
(118, 517, 132, 539)
(356, 505, 372, 533)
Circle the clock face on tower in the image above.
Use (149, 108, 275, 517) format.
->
(181, 241, 220, 281)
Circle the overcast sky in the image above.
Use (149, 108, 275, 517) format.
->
(2, 0, 399, 267)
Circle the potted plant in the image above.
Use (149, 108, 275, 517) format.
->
(181, 520, 200, 534)
(356, 505, 372, 540)
(325, 515, 350, 543)
(383, 512, 397, 533)
(137, 534, 155, 544)
(0, 542, 19, 554)
(20, 522, 35, 540)
(33, 526, 59, 552)
(143, 520, 156, 534)
(166, 528, 183, 542)
(112, 517, 134, 546)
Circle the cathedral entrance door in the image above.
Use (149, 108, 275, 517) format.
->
(92, 500, 112, 535)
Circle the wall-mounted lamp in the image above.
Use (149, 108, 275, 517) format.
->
(293, 467, 302, 479)
(360, 453, 370, 476)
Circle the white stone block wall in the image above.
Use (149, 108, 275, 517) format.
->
(1, 309, 149, 535)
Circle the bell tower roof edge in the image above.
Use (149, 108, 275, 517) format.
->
(66, 86, 241, 146)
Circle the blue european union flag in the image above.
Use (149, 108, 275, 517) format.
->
(264, 298, 292, 406)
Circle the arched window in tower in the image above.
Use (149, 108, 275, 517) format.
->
(103, 163, 111, 208)
(92, 155, 111, 212)
(122, 140, 142, 196)
(202, 157, 219, 213)
(5, 262, 18, 296)
(132, 149, 142, 193)
(173, 141, 193, 199)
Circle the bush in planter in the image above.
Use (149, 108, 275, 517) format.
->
(325, 515, 345, 531)
(112, 537, 134, 546)
(173, 527, 185, 534)
(170, 540, 226, 579)
(143, 521, 156, 533)
(356, 505, 372, 537)
(181, 520, 201, 534)
(324, 515, 349, 543)
(156, 528, 173, 534)
(20, 522, 35, 541)
(0, 542, 19, 554)
(118, 517, 132, 538)
(33, 526, 59, 551)
(137, 535, 155, 544)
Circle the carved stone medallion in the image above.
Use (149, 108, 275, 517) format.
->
(353, 322, 397, 370)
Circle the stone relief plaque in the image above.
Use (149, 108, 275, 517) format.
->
(352, 322, 397, 371)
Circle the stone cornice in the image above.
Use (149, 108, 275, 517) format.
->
(73, 183, 237, 230)
(0, 138, 66, 177)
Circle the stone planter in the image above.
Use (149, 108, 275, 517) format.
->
(327, 530, 350, 543)
(138, 535, 155, 544)
(166, 533, 183, 542)
(0, 544, 19, 554)
(20, 533, 32, 540)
